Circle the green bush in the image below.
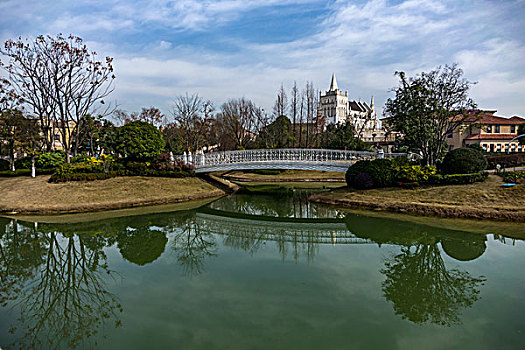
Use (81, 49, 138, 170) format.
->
(486, 153, 525, 169)
(0, 159, 9, 171)
(346, 158, 396, 188)
(15, 151, 66, 170)
(441, 148, 487, 174)
(502, 170, 525, 183)
(0, 169, 31, 177)
(429, 172, 488, 185)
(115, 121, 165, 161)
(393, 164, 437, 183)
(50, 171, 117, 183)
(351, 172, 375, 189)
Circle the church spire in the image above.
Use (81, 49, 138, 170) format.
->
(329, 73, 338, 91)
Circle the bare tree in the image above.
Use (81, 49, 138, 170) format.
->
(171, 93, 213, 152)
(218, 98, 267, 150)
(272, 83, 288, 118)
(113, 107, 165, 126)
(1, 35, 115, 162)
(304, 81, 318, 147)
(290, 81, 299, 147)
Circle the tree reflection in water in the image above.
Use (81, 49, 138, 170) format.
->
(346, 215, 487, 326)
(381, 243, 485, 326)
(171, 216, 217, 277)
(0, 219, 122, 350)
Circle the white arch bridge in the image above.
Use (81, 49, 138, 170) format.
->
(179, 148, 411, 173)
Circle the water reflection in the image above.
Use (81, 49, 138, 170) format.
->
(1, 190, 519, 348)
(0, 218, 122, 350)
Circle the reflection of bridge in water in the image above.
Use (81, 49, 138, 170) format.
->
(195, 207, 372, 245)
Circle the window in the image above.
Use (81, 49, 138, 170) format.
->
(54, 134, 60, 141)
(490, 144, 494, 152)
(482, 144, 487, 151)
(495, 125, 500, 133)
(511, 125, 516, 133)
(447, 132, 453, 138)
(486, 125, 492, 133)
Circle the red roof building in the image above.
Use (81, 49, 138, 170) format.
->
(447, 111, 525, 153)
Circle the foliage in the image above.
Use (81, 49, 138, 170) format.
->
(115, 121, 165, 161)
(256, 115, 293, 148)
(441, 147, 487, 174)
(0, 169, 32, 177)
(14, 151, 65, 170)
(486, 153, 525, 169)
(1, 35, 115, 157)
(429, 172, 488, 185)
(518, 123, 525, 145)
(393, 164, 437, 183)
(0, 159, 9, 171)
(351, 172, 375, 189)
(501, 170, 525, 183)
(321, 122, 370, 151)
(162, 123, 185, 154)
(384, 64, 477, 165)
(346, 158, 396, 188)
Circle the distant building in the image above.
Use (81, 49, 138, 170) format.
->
(447, 111, 525, 153)
(318, 73, 378, 132)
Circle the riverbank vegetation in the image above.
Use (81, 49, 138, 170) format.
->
(310, 174, 525, 222)
(0, 176, 223, 214)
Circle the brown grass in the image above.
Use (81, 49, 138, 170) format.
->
(222, 170, 345, 182)
(309, 175, 525, 222)
(0, 176, 224, 214)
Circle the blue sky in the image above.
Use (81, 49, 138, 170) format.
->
(1, 0, 524, 118)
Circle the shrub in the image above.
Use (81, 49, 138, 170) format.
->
(394, 165, 437, 183)
(429, 172, 488, 185)
(0, 169, 31, 177)
(352, 172, 375, 189)
(15, 151, 66, 170)
(37, 151, 66, 169)
(501, 170, 525, 183)
(49, 171, 118, 183)
(0, 159, 9, 171)
(115, 121, 165, 161)
(71, 154, 92, 164)
(441, 148, 487, 174)
(346, 158, 396, 188)
(486, 153, 525, 169)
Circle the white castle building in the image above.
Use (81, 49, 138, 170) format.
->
(318, 73, 379, 133)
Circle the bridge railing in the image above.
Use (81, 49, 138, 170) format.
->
(180, 148, 409, 169)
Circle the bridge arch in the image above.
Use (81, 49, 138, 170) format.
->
(179, 148, 411, 173)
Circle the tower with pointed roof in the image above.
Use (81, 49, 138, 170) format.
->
(318, 73, 378, 132)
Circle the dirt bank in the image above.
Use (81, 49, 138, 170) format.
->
(0, 176, 225, 214)
(309, 175, 525, 222)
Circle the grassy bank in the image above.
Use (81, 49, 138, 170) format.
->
(222, 170, 345, 182)
(309, 175, 525, 222)
(0, 175, 224, 214)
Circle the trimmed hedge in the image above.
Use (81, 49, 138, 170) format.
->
(502, 170, 525, 183)
(346, 158, 396, 188)
(486, 153, 525, 169)
(441, 148, 487, 175)
(245, 169, 283, 175)
(0, 169, 31, 177)
(0, 168, 55, 177)
(429, 172, 488, 185)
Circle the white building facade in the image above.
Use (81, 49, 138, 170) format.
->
(318, 73, 378, 133)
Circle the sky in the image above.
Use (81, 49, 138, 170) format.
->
(1, 0, 524, 119)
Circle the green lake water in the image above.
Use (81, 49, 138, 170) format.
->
(1, 188, 524, 349)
